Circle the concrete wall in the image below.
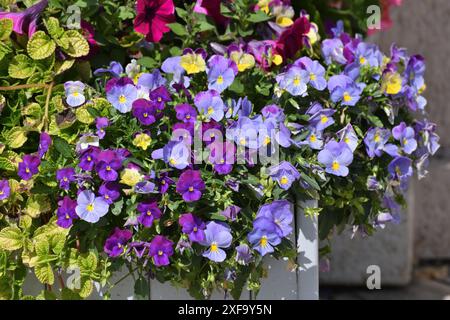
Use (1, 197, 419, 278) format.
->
(369, 0, 450, 260)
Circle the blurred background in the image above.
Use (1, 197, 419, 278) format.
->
(319, 0, 450, 300)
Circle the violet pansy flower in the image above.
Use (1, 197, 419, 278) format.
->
(38, 132, 52, 158)
(176, 170, 205, 202)
(0, 179, 11, 201)
(235, 244, 253, 265)
(56, 196, 78, 229)
(64, 81, 86, 107)
(56, 167, 76, 190)
(107, 82, 137, 113)
(18, 154, 40, 181)
(179, 213, 206, 243)
(318, 140, 354, 177)
(95, 117, 109, 139)
(276, 66, 309, 96)
(175, 103, 197, 123)
(194, 90, 225, 122)
(200, 221, 232, 263)
(207, 55, 237, 93)
(268, 161, 301, 190)
(364, 127, 391, 158)
(255, 200, 294, 238)
(137, 201, 162, 228)
(149, 235, 174, 267)
(75, 190, 109, 223)
(248, 218, 281, 256)
(104, 228, 132, 258)
(392, 122, 417, 155)
(132, 99, 158, 126)
(98, 182, 121, 204)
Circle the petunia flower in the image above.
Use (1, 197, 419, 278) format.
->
(56, 167, 76, 190)
(0, 179, 11, 201)
(149, 235, 174, 266)
(176, 170, 205, 202)
(137, 201, 162, 228)
(56, 196, 78, 229)
(179, 213, 206, 243)
(194, 90, 225, 122)
(75, 190, 109, 223)
(0, 0, 48, 37)
(255, 200, 294, 237)
(64, 81, 86, 107)
(318, 140, 354, 177)
(134, 0, 175, 43)
(200, 221, 232, 262)
(18, 154, 40, 181)
(207, 55, 238, 93)
(268, 161, 300, 190)
(104, 228, 133, 258)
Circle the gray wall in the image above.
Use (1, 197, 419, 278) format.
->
(369, 0, 450, 260)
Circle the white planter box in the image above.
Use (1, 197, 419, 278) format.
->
(23, 201, 318, 300)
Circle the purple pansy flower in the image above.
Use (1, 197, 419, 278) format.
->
(79, 146, 100, 171)
(157, 172, 174, 194)
(38, 132, 52, 158)
(149, 235, 174, 267)
(235, 244, 253, 265)
(200, 221, 232, 262)
(98, 182, 121, 204)
(150, 86, 171, 109)
(207, 55, 237, 93)
(175, 103, 197, 123)
(392, 122, 417, 155)
(268, 161, 301, 190)
(75, 190, 109, 223)
(132, 99, 158, 125)
(248, 218, 281, 256)
(388, 156, 413, 181)
(106, 82, 137, 113)
(276, 66, 309, 96)
(337, 124, 359, 152)
(95, 150, 122, 181)
(255, 200, 294, 238)
(137, 201, 162, 228)
(94, 61, 124, 78)
(56, 167, 76, 190)
(18, 154, 40, 181)
(0, 179, 11, 201)
(161, 56, 185, 83)
(104, 228, 133, 258)
(328, 75, 365, 106)
(294, 57, 327, 91)
(56, 196, 78, 228)
(152, 140, 191, 170)
(220, 205, 241, 221)
(194, 90, 225, 122)
(95, 117, 109, 139)
(307, 103, 336, 132)
(208, 141, 235, 175)
(176, 170, 205, 202)
(321, 38, 346, 65)
(364, 127, 391, 158)
(179, 213, 206, 243)
(318, 140, 354, 177)
(304, 129, 324, 150)
(261, 104, 285, 122)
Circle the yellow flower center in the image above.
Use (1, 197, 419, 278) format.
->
(374, 134, 381, 143)
(331, 161, 340, 171)
(65, 214, 70, 219)
(216, 75, 224, 84)
(73, 91, 79, 97)
(403, 138, 408, 145)
(63, 177, 68, 182)
(106, 166, 111, 171)
(193, 227, 198, 232)
(239, 138, 246, 146)
(143, 113, 148, 118)
(146, 210, 152, 216)
(220, 159, 225, 164)
(158, 250, 163, 256)
(344, 137, 351, 144)
(210, 242, 218, 252)
(188, 186, 194, 192)
(87, 156, 92, 161)
(169, 158, 177, 165)
(186, 114, 191, 120)
(260, 236, 268, 248)
(119, 95, 127, 104)
(157, 97, 162, 102)
(293, 76, 301, 86)
(161, 180, 166, 185)
(321, 115, 328, 124)
(25, 168, 30, 173)
(263, 136, 271, 146)
(105, 195, 110, 199)
(280, 176, 289, 185)
(309, 134, 317, 142)
(0, 191, 3, 195)
(207, 106, 214, 115)
(343, 92, 352, 102)
(310, 73, 316, 81)
(359, 56, 366, 65)
(86, 203, 94, 212)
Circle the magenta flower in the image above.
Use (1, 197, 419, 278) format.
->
(176, 170, 205, 202)
(194, 0, 228, 27)
(104, 228, 133, 258)
(134, 0, 175, 43)
(137, 201, 162, 228)
(179, 213, 206, 243)
(56, 196, 78, 229)
(149, 235, 174, 266)
(18, 154, 40, 181)
(56, 167, 76, 190)
(0, 179, 11, 201)
(0, 0, 48, 37)
(132, 99, 158, 126)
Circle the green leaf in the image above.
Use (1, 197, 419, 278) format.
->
(0, 227, 23, 251)
(0, 18, 13, 40)
(54, 59, 75, 75)
(78, 278, 93, 298)
(247, 11, 272, 23)
(111, 198, 124, 216)
(34, 263, 54, 285)
(167, 23, 187, 36)
(134, 276, 149, 299)
(197, 20, 216, 32)
(53, 136, 73, 158)
(79, 252, 98, 275)
(44, 17, 65, 41)
(229, 78, 244, 94)
(27, 31, 56, 60)
(0, 156, 15, 171)
(118, 6, 134, 20)
(24, 194, 51, 218)
(19, 216, 33, 231)
(4, 127, 28, 149)
(367, 115, 384, 128)
(75, 106, 95, 124)
(8, 54, 35, 79)
(61, 30, 89, 58)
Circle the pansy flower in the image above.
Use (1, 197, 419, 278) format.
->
(150, 86, 171, 109)
(38, 132, 52, 158)
(152, 140, 191, 170)
(98, 182, 121, 204)
(56, 167, 76, 190)
(220, 205, 241, 222)
(137, 201, 162, 228)
(235, 244, 253, 265)
(95, 150, 122, 181)
(176, 170, 205, 202)
(318, 140, 354, 177)
(137, 69, 167, 91)
(64, 81, 86, 107)
(207, 55, 238, 93)
(392, 122, 417, 155)
(79, 146, 100, 171)
(255, 200, 294, 237)
(175, 103, 197, 123)
(94, 61, 123, 78)
(179, 213, 206, 243)
(364, 127, 391, 158)
(180, 50, 206, 74)
(95, 117, 109, 139)
(276, 66, 309, 96)
(104, 228, 133, 258)
(200, 221, 232, 262)
(294, 57, 327, 91)
(337, 124, 359, 152)
(157, 172, 174, 194)
(132, 132, 152, 151)
(194, 90, 225, 122)
(56, 196, 78, 229)
(132, 99, 158, 126)
(107, 82, 138, 113)
(0, 179, 11, 201)
(268, 161, 301, 190)
(75, 190, 109, 223)
(149, 235, 174, 266)
(18, 154, 40, 181)
(248, 218, 281, 256)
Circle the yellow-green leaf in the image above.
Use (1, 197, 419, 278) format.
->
(34, 263, 54, 285)
(62, 30, 89, 58)
(27, 31, 56, 60)
(0, 18, 13, 40)
(54, 59, 75, 75)
(0, 226, 23, 251)
(24, 194, 51, 218)
(8, 54, 35, 79)
(78, 278, 93, 298)
(75, 106, 95, 124)
(4, 127, 28, 149)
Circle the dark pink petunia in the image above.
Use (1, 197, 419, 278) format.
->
(134, 0, 175, 43)
(194, 0, 229, 27)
